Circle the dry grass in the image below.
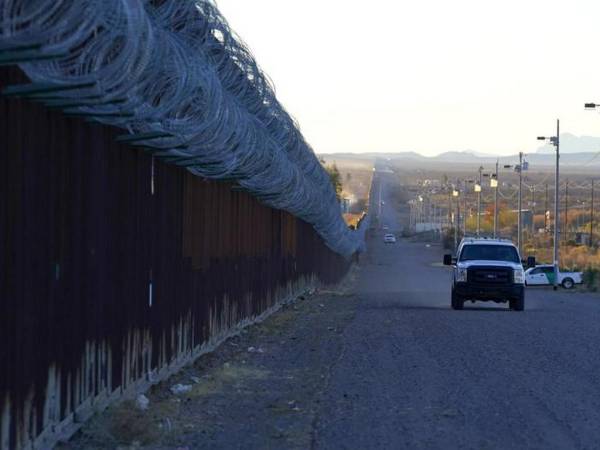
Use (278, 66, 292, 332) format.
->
(525, 241, 600, 270)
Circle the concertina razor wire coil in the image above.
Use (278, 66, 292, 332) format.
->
(0, 0, 368, 257)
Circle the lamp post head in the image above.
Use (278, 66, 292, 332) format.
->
(585, 103, 597, 109)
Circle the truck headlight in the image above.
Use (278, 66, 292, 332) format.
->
(456, 267, 468, 282)
(514, 268, 525, 284)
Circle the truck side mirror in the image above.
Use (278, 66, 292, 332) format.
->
(526, 256, 536, 268)
(443, 254, 453, 266)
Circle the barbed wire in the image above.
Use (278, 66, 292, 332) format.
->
(0, 0, 366, 256)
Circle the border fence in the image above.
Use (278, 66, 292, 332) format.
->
(0, 67, 354, 449)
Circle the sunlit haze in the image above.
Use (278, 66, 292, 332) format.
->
(217, 0, 600, 156)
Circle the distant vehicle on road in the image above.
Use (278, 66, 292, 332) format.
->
(383, 233, 396, 243)
(443, 238, 536, 311)
(525, 265, 582, 289)
(382, 225, 389, 230)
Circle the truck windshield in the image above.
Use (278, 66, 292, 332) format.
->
(459, 245, 520, 263)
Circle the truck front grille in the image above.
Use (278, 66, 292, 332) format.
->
(468, 267, 512, 285)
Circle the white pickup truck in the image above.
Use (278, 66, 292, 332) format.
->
(524, 265, 583, 289)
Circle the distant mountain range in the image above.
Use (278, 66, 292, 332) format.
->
(319, 151, 600, 168)
(320, 134, 600, 168)
(321, 150, 600, 168)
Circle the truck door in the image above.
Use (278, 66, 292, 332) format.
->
(542, 267, 556, 285)
(527, 268, 545, 285)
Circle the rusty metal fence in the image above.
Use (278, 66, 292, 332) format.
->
(0, 67, 352, 449)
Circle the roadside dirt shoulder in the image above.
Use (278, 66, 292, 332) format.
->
(60, 268, 360, 450)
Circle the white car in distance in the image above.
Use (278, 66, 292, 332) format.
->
(384, 233, 396, 244)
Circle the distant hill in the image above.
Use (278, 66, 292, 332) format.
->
(434, 151, 495, 163)
(536, 133, 600, 154)
(320, 151, 425, 161)
(319, 149, 600, 168)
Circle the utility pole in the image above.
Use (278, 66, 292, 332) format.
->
(544, 183, 549, 231)
(517, 152, 523, 255)
(477, 166, 483, 237)
(591, 179, 595, 247)
(378, 180, 382, 221)
(564, 179, 569, 244)
(531, 185, 536, 236)
(450, 183, 460, 251)
(553, 121, 560, 290)
(447, 186, 452, 228)
(493, 160, 499, 238)
(457, 183, 461, 243)
(463, 183, 467, 237)
(454, 194, 458, 252)
(538, 122, 560, 290)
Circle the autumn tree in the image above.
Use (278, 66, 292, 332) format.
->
(324, 163, 342, 201)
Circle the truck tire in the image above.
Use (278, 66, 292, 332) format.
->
(512, 293, 525, 311)
(451, 289, 464, 310)
(562, 278, 574, 289)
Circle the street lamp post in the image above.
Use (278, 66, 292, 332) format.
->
(453, 187, 459, 251)
(592, 179, 595, 248)
(476, 166, 483, 237)
(517, 152, 523, 256)
(584, 104, 599, 248)
(492, 160, 499, 238)
(463, 182, 468, 237)
(538, 119, 560, 291)
(418, 195, 424, 229)
(531, 185, 536, 236)
(378, 180, 383, 221)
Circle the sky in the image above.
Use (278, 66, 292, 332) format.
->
(216, 0, 600, 156)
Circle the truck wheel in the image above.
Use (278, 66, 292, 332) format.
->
(451, 289, 464, 310)
(512, 293, 525, 311)
(562, 278, 574, 289)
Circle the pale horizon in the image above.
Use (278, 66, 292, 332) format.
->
(217, 0, 600, 157)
